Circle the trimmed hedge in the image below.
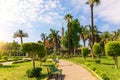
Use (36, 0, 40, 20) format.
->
(26, 67, 42, 77)
(93, 43, 102, 57)
(81, 47, 89, 60)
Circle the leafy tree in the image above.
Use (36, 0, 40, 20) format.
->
(21, 43, 42, 69)
(93, 43, 102, 58)
(86, 0, 100, 57)
(70, 19, 80, 54)
(62, 19, 80, 55)
(64, 14, 73, 56)
(13, 29, 28, 44)
(105, 41, 120, 69)
(81, 47, 89, 61)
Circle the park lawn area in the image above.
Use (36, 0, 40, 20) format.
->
(66, 56, 120, 80)
(0, 60, 54, 80)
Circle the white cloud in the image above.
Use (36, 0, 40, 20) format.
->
(95, 0, 120, 24)
(0, 0, 65, 28)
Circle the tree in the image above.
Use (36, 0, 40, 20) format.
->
(21, 43, 43, 69)
(105, 41, 120, 69)
(49, 29, 61, 55)
(70, 19, 80, 54)
(40, 33, 48, 47)
(62, 19, 80, 55)
(64, 14, 73, 56)
(86, 0, 100, 57)
(13, 29, 28, 44)
(80, 25, 89, 46)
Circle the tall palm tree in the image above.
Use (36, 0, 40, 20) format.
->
(49, 29, 61, 55)
(64, 14, 73, 56)
(86, 0, 100, 57)
(13, 29, 28, 44)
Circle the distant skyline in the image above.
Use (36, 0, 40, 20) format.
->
(0, 0, 120, 43)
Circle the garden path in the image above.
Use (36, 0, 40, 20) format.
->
(1, 61, 13, 65)
(57, 60, 97, 80)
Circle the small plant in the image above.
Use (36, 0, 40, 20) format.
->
(81, 47, 89, 61)
(26, 67, 42, 78)
(95, 59, 101, 64)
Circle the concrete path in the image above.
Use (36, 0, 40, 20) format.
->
(58, 60, 97, 80)
(1, 61, 13, 65)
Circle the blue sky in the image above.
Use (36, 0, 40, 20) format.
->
(0, 0, 120, 43)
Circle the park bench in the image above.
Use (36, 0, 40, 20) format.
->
(47, 65, 62, 80)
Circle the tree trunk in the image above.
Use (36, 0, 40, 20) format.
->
(114, 56, 118, 69)
(90, 5, 95, 58)
(20, 37, 23, 44)
(68, 23, 70, 57)
(32, 55, 35, 69)
(40, 58, 42, 66)
(83, 40, 86, 47)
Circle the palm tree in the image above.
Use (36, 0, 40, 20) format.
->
(64, 14, 73, 56)
(40, 33, 47, 47)
(86, 0, 100, 57)
(13, 29, 28, 44)
(49, 29, 61, 55)
(80, 25, 89, 46)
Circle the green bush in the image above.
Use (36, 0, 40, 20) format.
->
(81, 47, 89, 60)
(105, 41, 120, 56)
(26, 67, 42, 78)
(95, 59, 101, 64)
(105, 41, 120, 69)
(93, 43, 102, 57)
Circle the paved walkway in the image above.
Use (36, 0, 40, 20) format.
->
(1, 61, 13, 65)
(57, 60, 97, 80)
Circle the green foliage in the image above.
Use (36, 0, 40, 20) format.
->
(21, 43, 41, 54)
(95, 59, 101, 64)
(93, 43, 102, 57)
(37, 44, 46, 58)
(26, 67, 42, 78)
(105, 41, 120, 56)
(81, 47, 89, 59)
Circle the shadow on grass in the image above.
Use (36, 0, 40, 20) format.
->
(0, 65, 17, 68)
(102, 63, 115, 65)
(36, 74, 48, 80)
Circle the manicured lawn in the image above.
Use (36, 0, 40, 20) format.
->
(66, 56, 120, 80)
(0, 60, 54, 80)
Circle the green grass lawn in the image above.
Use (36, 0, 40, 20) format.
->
(0, 60, 54, 80)
(66, 56, 120, 80)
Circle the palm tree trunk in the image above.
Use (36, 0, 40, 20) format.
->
(20, 37, 23, 44)
(68, 23, 70, 57)
(90, 5, 95, 58)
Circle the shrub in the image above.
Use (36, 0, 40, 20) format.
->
(81, 47, 89, 60)
(93, 43, 102, 58)
(26, 67, 42, 78)
(105, 41, 120, 69)
(95, 59, 101, 64)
